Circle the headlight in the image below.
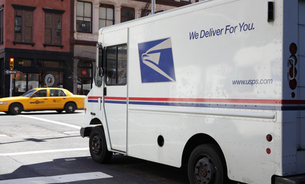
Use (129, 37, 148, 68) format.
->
(0, 101, 7, 105)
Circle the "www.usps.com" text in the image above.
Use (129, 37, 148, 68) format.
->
(232, 79, 273, 86)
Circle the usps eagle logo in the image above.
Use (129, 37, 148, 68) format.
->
(138, 37, 176, 83)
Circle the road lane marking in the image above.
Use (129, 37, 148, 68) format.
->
(0, 148, 88, 156)
(0, 172, 113, 184)
(19, 115, 81, 129)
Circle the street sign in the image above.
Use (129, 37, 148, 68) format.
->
(5, 69, 17, 75)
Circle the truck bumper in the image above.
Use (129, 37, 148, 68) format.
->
(80, 127, 93, 138)
(274, 174, 305, 184)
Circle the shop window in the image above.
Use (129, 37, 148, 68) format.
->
(14, 73, 39, 93)
(45, 13, 62, 45)
(76, 1, 92, 33)
(106, 45, 127, 85)
(121, 7, 134, 23)
(99, 4, 114, 29)
(12, 5, 35, 44)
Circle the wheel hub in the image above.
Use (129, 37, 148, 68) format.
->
(195, 157, 215, 184)
(13, 106, 19, 113)
(91, 135, 101, 154)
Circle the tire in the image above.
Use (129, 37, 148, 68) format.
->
(89, 126, 112, 163)
(9, 103, 23, 115)
(188, 144, 225, 184)
(65, 102, 76, 113)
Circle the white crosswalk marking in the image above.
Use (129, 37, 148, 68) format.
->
(0, 172, 113, 184)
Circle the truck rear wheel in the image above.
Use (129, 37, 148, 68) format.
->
(89, 126, 112, 163)
(188, 144, 225, 184)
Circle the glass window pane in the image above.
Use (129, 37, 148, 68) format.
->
(106, 47, 117, 85)
(107, 8, 113, 19)
(45, 13, 52, 28)
(117, 45, 127, 85)
(45, 28, 51, 43)
(15, 16, 22, 26)
(99, 20, 105, 28)
(99, 7, 106, 19)
(84, 3, 91, 17)
(34, 89, 47, 97)
(54, 30, 61, 44)
(25, 11, 32, 26)
(14, 72, 27, 92)
(76, 2, 83, 16)
(54, 14, 61, 29)
(16, 10, 22, 16)
(106, 20, 113, 26)
(15, 25, 21, 33)
(28, 74, 39, 90)
(25, 27, 32, 42)
(15, 33, 21, 41)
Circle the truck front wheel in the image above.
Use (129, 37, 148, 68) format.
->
(188, 144, 225, 184)
(89, 126, 112, 163)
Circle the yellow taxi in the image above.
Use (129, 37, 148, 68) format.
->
(0, 88, 86, 115)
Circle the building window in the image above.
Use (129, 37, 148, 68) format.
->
(76, 1, 92, 33)
(45, 13, 62, 45)
(121, 7, 134, 23)
(0, 5, 3, 44)
(12, 4, 36, 45)
(14, 9, 33, 43)
(99, 4, 114, 29)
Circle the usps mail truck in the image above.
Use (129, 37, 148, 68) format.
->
(80, 0, 305, 183)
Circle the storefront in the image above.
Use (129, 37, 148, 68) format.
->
(0, 48, 73, 97)
(14, 59, 64, 93)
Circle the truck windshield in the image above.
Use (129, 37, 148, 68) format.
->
(21, 89, 37, 97)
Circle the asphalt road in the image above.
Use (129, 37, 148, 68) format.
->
(0, 110, 189, 184)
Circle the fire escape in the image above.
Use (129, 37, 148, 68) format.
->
(141, 0, 151, 17)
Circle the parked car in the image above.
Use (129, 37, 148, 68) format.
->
(0, 88, 86, 115)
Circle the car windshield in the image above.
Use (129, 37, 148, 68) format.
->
(21, 89, 37, 97)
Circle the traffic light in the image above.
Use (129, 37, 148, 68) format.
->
(288, 43, 297, 90)
(9, 58, 14, 71)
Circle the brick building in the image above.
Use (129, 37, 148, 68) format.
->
(0, 0, 73, 97)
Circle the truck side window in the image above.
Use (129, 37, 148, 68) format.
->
(106, 44, 127, 85)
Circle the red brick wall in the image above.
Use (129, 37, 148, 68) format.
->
(0, 0, 71, 52)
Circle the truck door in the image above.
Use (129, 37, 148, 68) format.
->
(104, 45, 128, 152)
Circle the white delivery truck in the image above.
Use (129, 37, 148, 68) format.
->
(80, 0, 305, 183)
